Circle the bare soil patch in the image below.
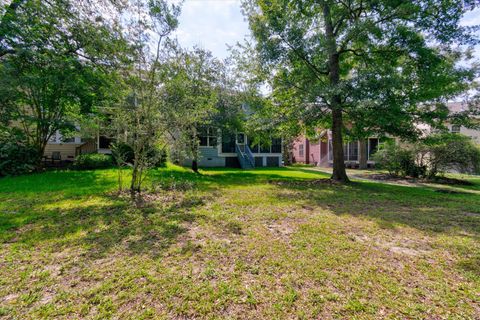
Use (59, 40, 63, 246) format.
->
(360, 173, 474, 186)
(269, 179, 340, 187)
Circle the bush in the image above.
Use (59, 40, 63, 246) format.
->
(374, 134, 480, 178)
(73, 153, 113, 170)
(111, 142, 134, 165)
(373, 141, 421, 177)
(149, 147, 168, 168)
(0, 129, 39, 176)
(423, 133, 480, 177)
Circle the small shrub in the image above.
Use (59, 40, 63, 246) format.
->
(73, 153, 113, 170)
(0, 129, 39, 176)
(111, 142, 134, 165)
(373, 141, 426, 178)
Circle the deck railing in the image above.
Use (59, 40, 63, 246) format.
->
(75, 139, 97, 156)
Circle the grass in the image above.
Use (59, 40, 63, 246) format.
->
(0, 165, 479, 319)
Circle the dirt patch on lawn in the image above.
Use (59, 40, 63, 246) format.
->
(269, 179, 341, 187)
(265, 217, 309, 243)
(359, 173, 474, 186)
(266, 220, 296, 238)
(1, 293, 19, 303)
(351, 232, 433, 257)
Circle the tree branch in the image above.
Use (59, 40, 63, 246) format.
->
(276, 33, 329, 79)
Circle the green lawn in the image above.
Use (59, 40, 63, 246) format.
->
(0, 165, 479, 319)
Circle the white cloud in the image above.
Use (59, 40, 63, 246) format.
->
(461, 8, 480, 27)
(172, 1, 480, 61)
(172, 0, 249, 59)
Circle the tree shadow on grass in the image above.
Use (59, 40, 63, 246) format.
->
(2, 166, 479, 260)
(269, 178, 480, 238)
(1, 188, 207, 261)
(151, 166, 479, 238)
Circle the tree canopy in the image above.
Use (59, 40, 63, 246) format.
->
(242, 0, 480, 181)
(0, 0, 125, 163)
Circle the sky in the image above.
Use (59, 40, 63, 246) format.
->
(173, 1, 480, 60)
(172, 0, 249, 59)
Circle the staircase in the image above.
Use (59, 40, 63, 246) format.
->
(235, 143, 255, 169)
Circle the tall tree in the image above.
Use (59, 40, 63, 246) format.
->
(242, 0, 479, 182)
(162, 47, 221, 173)
(0, 0, 125, 165)
(109, 0, 180, 199)
(162, 47, 248, 173)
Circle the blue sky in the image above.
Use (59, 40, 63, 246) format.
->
(172, 0, 249, 59)
(173, 1, 480, 60)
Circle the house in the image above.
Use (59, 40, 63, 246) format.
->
(292, 135, 327, 166)
(43, 127, 282, 169)
(292, 133, 379, 168)
(291, 102, 479, 168)
(181, 128, 283, 168)
(43, 130, 112, 163)
(444, 102, 480, 144)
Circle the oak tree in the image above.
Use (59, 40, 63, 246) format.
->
(242, 0, 479, 182)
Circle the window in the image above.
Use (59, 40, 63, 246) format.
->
(198, 127, 217, 147)
(451, 125, 461, 133)
(260, 143, 271, 153)
(348, 141, 358, 161)
(271, 138, 282, 153)
(299, 144, 304, 157)
(99, 136, 113, 149)
(236, 133, 245, 144)
(368, 138, 379, 160)
(221, 133, 236, 153)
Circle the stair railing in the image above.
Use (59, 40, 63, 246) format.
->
(244, 145, 255, 168)
(235, 143, 246, 168)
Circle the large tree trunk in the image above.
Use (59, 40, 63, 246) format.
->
(331, 107, 349, 182)
(358, 139, 368, 169)
(324, 3, 349, 182)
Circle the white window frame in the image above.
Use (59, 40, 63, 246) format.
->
(451, 125, 461, 134)
(199, 127, 218, 147)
